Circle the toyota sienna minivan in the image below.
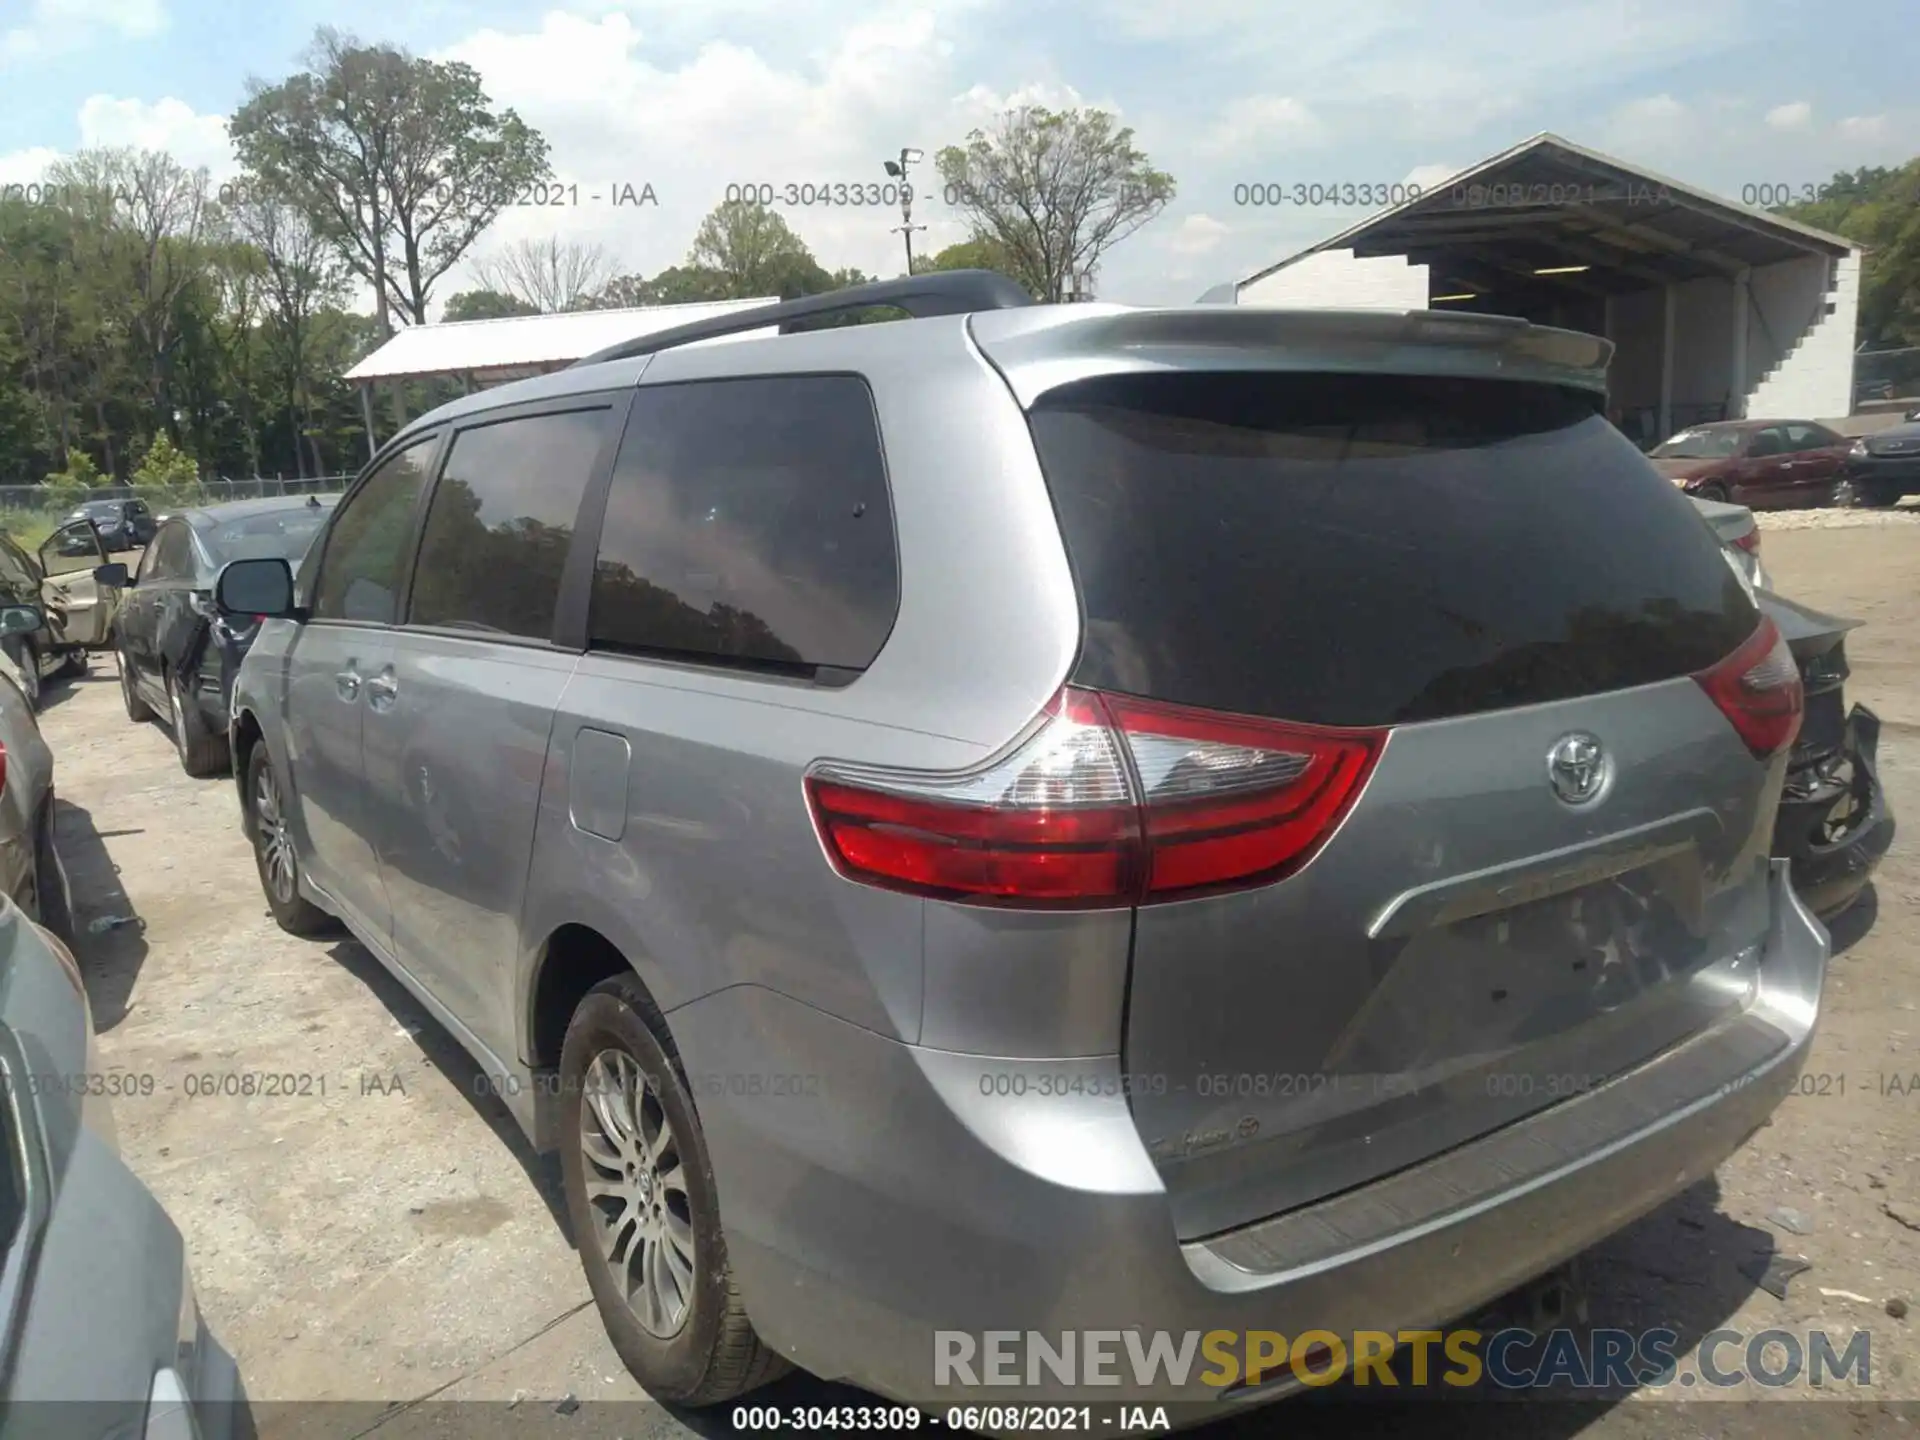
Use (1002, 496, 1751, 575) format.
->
(215, 273, 1829, 1413)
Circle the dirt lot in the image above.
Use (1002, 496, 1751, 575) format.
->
(43, 519, 1920, 1439)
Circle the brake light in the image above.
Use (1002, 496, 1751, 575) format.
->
(804, 688, 1384, 907)
(1730, 530, 1760, 554)
(0, 739, 7, 796)
(1692, 616, 1801, 758)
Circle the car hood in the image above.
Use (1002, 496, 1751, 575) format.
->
(1651, 457, 1725, 483)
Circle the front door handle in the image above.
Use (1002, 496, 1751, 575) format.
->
(366, 670, 398, 712)
(335, 669, 362, 701)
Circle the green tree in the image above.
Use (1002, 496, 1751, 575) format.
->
(443, 289, 541, 321)
(912, 234, 1021, 281)
(1779, 159, 1920, 349)
(229, 26, 552, 336)
(687, 199, 836, 299)
(936, 107, 1173, 302)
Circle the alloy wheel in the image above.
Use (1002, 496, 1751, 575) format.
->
(578, 1047, 696, 1337)
(254, 763, 297, 903)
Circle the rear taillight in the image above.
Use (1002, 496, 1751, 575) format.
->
(1693, 616, 1802, 759)
(0, 739, 7, 796)
(804, 688, 1384, 908)
(1731, 530, 1760, 554)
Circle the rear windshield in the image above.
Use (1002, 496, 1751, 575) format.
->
(1027, 372, 1757, 728)
(202, 510, 330, 565)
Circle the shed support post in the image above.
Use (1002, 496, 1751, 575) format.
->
(1659, 282, 1676, 442)
(360, 384, 378, 461)
(1729, 267, 1751, 421)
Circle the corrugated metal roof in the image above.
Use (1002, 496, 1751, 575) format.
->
(343, 297, 783, 383)
(1225, 132, 1859, 296)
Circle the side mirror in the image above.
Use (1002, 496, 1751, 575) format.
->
(94, 562, 130, 588)
(216, 557, 297, 619)
(0, 605, 45, 637)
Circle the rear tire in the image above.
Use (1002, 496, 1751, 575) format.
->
(1695, 482, 1730, 503)
(119, 647, 154, 721)
(169, 667, 230, 777)
(243, 742, 335, 937)
(559, 973, 787, 1405)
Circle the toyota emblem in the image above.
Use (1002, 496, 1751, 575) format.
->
(1547, 733, 1608, 805)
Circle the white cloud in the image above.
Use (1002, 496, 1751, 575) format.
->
(1838, 114, 1888, 141)
(1403, 162, 1462, 192)
(1166, 213, 1229, 256)
(76, 95, 234, 174)
(0, 0, 165, 65)
(1196, 95, 1324, 160)
(433, 10, 1132, 287)
(0, 146, 64, 185)
(1765, 101, 1812, 132)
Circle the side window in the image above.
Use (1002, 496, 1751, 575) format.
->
(406, 408, 607, 639)
(1747, 428, 1784, 457)
(0, 539, 34, 593)
(588, 376, 898, 674)
(313, 437, 437, 624)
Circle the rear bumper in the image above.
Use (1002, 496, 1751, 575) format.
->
(1777, 704, 1896, 919)
(675, 859, 1827, 1409)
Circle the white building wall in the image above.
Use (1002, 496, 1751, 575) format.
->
(1745, 249, 1859, 420)
(1238, 249, 1430, 309)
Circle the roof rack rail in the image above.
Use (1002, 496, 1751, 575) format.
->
(570, 269, 1035, 368)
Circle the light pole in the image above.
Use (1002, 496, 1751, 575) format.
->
(883, 147, 927, 273)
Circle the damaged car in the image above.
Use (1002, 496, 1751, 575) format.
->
(1695, 497, 1895, 920)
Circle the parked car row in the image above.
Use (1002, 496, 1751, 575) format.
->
(0, 520, 117, 709)
(185, 277, 1840, 1417)
(1653, 409, 1920, 509)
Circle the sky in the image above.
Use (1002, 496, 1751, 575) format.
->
(0, 0, 1913, 310)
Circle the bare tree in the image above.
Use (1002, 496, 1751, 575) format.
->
(472, 236, 618, 313)
(936, 107, 1174, 302)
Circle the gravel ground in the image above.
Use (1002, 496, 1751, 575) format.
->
(1755, 500, 1920, 531)
(36, 519, 1920, 1439)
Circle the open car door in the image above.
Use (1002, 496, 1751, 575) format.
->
(36, 519, 116, 648)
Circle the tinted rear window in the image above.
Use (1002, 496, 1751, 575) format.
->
(1028, 372, 1756, 728)
(203, 509, 332, 565)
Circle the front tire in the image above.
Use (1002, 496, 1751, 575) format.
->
(1694, 481, 1730, 503)
(559, 974, 786, 1405)
(169, 667, 230, 777)
(243, 742, 334, 937)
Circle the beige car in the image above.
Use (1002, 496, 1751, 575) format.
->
(0, 519, 118, 708)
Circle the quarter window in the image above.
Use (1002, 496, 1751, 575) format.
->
(407, 408, 608, 640)
(313, 436, 437, 624)
(588, 376, 898, 674)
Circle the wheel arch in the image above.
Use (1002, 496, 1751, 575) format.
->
(525, 922, 666, 1073)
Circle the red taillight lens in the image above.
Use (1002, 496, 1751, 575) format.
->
(1731, 530, 1760, 554)
(1693, 616, 1802, 758)
(804, 688, 1384, 908)
(0, 738, 8, 796)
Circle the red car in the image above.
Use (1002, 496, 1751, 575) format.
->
(1649, 419, 1852, 508)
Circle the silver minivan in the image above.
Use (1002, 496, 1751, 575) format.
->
(219, 275, 1829, 1414)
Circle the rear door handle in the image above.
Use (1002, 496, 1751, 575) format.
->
(366, 671, 398, 712)
(335, 669, 362, 701)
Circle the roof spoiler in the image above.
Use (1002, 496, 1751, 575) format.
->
(570, 270, 1036, 369)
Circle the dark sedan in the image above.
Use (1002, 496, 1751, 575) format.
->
(1843, 407, 1920, 507)
(1650, 419, 1852, 508)
(58, 497, 156, 554)
(108, 495, 337, 776)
